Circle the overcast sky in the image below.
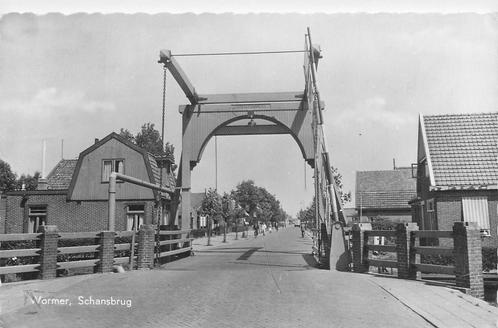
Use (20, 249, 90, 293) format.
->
(0, 4, 497, 216)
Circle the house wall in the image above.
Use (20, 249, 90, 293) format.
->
(70, 138, 155, 201)
(435, 190, 498, 248)
(5, 193, 158, 233)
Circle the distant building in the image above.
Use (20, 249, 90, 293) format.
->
(342, 207, 359, 225)
(3, 132, 176, 233)
(356, 167, 416, 223)
(189, 192, 206, 229)
(412, 112, 498, 246)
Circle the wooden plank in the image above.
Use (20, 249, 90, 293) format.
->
(114, 243, 133, 251)
(115, 231, 134, 238)
(412, 230, 453, 239)
(0, 248, 41, 258)
(113, 257, 136, 265)
(368, 259, 397, 268)
(196, 92, 305, 104)
(159, 50, 198, 104)
(59, 232, 100, 240)
(0, 233, 40, 242)
(57, 259, 98, 270)
(415, 263, 455, 275)
(215, 125, 288, 136)
(58, 245, 99, 255)
(159, 246, 192, 258)
(365, 230, 396, 237)
(179, 101, 304, 114)
(414, 246, 454, 256)
(0, 264, 39, 274)
(113, 257, 129, 265)
(159, 230, 191, 235)
(368, 245, 396, 253)
(159, 238, 192, 246)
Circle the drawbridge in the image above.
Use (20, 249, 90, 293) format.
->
(158, 28, 349, 270)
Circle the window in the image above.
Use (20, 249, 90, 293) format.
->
(462, 197, 490, 235)
(426, 199, 435, 212)
(28, 206, 47, 233)
(102, 159, 124, 182)
(199, 215, 207, 228)
(126, 204, 144, 231)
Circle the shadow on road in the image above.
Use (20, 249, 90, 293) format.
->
(302, 253, 320, 269)
(237, 247, 262, 260)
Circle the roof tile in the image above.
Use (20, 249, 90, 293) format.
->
(424, 112, 498, 187)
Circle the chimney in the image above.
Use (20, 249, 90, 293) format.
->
(95, 138, 99, 144)
(37, 178, 48, 190)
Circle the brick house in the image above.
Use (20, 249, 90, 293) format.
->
(412, 112, 498, 247)
(356, 167, 416, 223)
(3, 132, 176, 233)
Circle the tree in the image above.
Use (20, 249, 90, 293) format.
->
(0, 159, 16, 192)
(200, 188, 223, 222)
(118, 123, 175, 164)
(118, 128, 135, 143)
(230, 180, 286, 225)
(135, 123, 163, 155)
(16, 172, 40, 191)
(331, 166, 352, 204)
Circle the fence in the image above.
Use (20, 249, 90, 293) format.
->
(0, 224, 193, 282)
(351, 221, 484, 299)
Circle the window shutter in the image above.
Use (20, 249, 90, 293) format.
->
(462, 197, 490, 230)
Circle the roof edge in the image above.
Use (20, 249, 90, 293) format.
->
(419, 113, 435, 186)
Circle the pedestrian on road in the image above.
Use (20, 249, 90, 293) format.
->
(300, 222, 305, 238)
(253, 223, 259, 238)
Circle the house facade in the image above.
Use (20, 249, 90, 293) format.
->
(356, 167, 416, 223)
(3, 133, 176, 233)
(413, 112, 498, 247)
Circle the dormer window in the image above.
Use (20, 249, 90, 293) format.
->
(102, 159, 124, 182)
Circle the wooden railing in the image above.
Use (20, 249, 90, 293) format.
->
(352, 222, 485, 299)
(412, 230, 454, 276)
(157, 229, 193, 260)
(0, 233, 41, 275)
(364, 230, 397, 271)
(0, 225, 193, 283)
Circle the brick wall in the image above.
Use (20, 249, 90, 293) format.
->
(5, 192, 157, 233)
(435, 190, 498, 248)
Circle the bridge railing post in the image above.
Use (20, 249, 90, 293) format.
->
(396, 223, 419, 280)
(37, 225, 59, 280)
(137, 224, 156, 269)
(96, 231, 115, 273)
(351, 223, 371, 273)
(453, 222, 484, 299)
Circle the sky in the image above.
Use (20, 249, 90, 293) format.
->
(0, 2, 497, 216)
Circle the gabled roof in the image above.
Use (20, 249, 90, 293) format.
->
(356, 168, 416, 209)
(421, 113, 498, 188)
(46, 159, 78, 190)
(67, 132, 176, 199)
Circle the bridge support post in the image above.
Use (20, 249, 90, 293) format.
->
(396, 223, 419, 280)
(137, 224, 156, 269)
(37, 225, 59, 280)
(453, 222, 484, 299)
(351, 223, 371, 273)
(96, 231, 115, 273)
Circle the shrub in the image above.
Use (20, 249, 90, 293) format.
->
(482, 247, 497, 272)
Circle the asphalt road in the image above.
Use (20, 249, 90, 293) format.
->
(0, 227, 436, 328)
